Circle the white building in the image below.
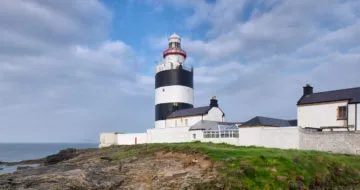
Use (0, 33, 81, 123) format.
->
(297, 84, 360, 131)
(98, 34, 360, 155)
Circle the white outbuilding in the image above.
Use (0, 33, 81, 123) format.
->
(297, 84, 360, 131)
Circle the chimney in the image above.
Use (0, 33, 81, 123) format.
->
(303, 83, 313, 96)
(210, 96, 218, 107)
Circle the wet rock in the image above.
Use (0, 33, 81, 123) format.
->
(44, 148, 77, 165)
(16, 166, 32, 171)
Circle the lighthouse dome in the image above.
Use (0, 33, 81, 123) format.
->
(169, 33, 181, 43)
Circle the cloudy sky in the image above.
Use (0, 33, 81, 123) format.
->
(0, 0, 359, 143)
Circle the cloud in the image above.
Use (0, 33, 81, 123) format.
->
(1, 0, 360, 142)
(0, 0, 153, 143)
(148, 0, 360, 123)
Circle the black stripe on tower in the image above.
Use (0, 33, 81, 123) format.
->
(155, 103, 193, 121)
(155, 68, 193, 88)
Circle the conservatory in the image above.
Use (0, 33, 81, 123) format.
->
(189, 120, 239, 139)
(203, 124, 239, 138)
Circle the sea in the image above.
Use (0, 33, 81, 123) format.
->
(0, 143, 98, 175)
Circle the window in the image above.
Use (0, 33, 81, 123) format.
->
(202, 124, 239, 139)
(337, 106, 347, 120)
(185, 119, 188, 126)
(175, 120, 177, 127)
(175, 42, 180, 48)
(192, 133, 196, 139)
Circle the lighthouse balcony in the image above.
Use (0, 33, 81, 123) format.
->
(156, 63, 193, 73)
(163, 48, 187, 58)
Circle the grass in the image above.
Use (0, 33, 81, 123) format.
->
(107, 142, 360, 189)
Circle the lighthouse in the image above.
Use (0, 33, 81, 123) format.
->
(155, 33, 194, 128)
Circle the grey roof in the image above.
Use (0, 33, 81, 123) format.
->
(189, 120, 218, 130)
(297, 87, 360, 105)
(189, 120, 238, 131)
(167, 106, 211, 118)
(218, 121, 244, 125)
(242, 116, 297, 127)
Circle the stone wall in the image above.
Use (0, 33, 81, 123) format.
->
(299, 128, 360, 155)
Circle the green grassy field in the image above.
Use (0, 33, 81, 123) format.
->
(110, 142, 360, 189)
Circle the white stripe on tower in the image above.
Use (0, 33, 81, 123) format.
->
(155, 86, 193, 105)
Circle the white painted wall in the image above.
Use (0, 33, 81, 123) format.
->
(155, 85, 193, 105)
(237, 127, 299, 149)
(166, 115, 202, 128)
(238, 128, 262, 146)
(260, 127, 299, 149)
(297, 101, 348, 128)
(164, 107, 224, 128)
(189, 130, 203, 141)
(117, 133, 147, 145)
(147, 127, 191, 143)
(348, 104, 356, 130)
(357, 104, 360, 131)
(155, 120, 166, 129)
(99, 132, 118, 148)
(203, 107, 224, 122)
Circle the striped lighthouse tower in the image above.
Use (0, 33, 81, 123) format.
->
(155, 33, 194, 128)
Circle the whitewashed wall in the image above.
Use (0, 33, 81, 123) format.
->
(166, 116, 202, 128)
(357, 104, 360, 131)
(155, 120, 166, 129)
(203, 107, 224, 122)
(297, 101, 348, 128)
(147, 127, 191, 143)
(189, 130, 203, 141)
(117, 133, 147, 145)
(348, 104, 356, 130)
(238, 127, 262, 146)
(237, 127, 299, 149)
(260, 127, 299, 149)
(99, 132, 118, 148)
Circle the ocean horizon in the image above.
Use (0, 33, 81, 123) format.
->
(0, 142, 98, 162)
(0, 142, 98, 175)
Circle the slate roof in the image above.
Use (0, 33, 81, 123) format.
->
(241, 116, 297, 127)
(297, 87, 360, 105)
(167, 106, 211, 118)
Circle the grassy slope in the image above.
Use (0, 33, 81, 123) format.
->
(109, 142, 360, 189)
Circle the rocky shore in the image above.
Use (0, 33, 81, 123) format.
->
(0, 146, 218, 190)
(1, 142, 360, 189)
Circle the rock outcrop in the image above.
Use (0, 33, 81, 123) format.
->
(0, 147, 219, 190)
